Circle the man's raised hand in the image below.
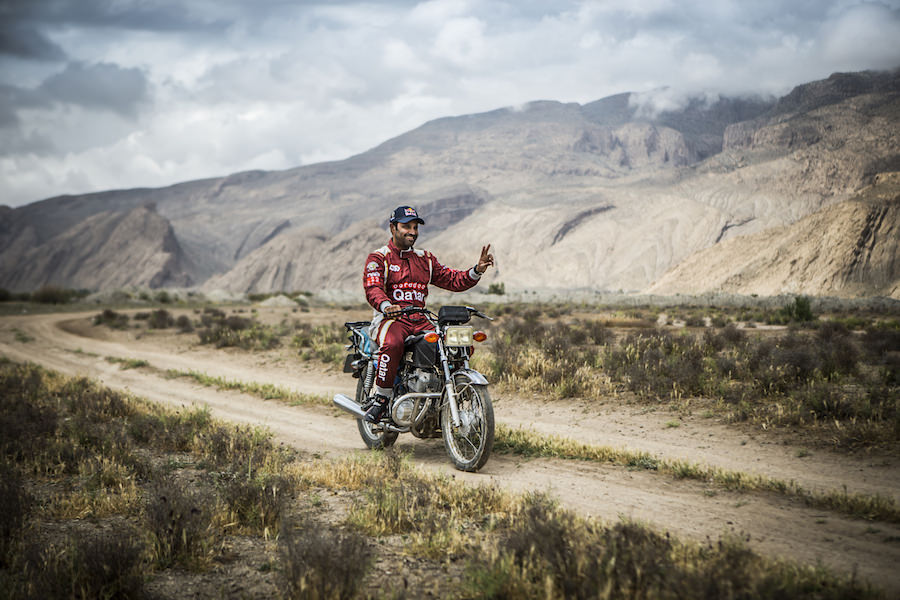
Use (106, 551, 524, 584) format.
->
(476, 244, 495, 274)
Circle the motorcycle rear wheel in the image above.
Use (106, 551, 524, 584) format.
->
(355, 371, 398, 450)
(441, 377, 494, 472)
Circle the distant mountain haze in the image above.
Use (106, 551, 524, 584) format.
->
(2, 69, 898, 298)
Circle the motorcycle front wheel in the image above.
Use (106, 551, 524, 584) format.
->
(441, 376, 494, 472)
(355, 370, 398, 450)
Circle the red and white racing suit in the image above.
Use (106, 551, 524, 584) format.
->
(363, 239, 482, 397)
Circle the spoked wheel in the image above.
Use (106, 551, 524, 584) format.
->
(441, 375, 494, 472)
(355, 370, 398, 450)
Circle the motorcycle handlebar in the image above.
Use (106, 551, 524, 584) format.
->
(386, 305, 493, 321)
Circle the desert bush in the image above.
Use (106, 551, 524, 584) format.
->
(815, 322, 859, 379)
(0, 461, 29, 567)
(465, 492, 878, 600)
(780, 295, 815, 323)
(128, 405, 211, 452)
(862, 327, 900, 359)
(30, 285, 82, 304)
(58, 376, 133, 421)
(278, 517, 372, 600)
(154, 290, 172, 303)
(292, 322, 345, 365)
(604, 330, 709, 398)
(147, 308, 174, 329)
(684, 314, 706, 327)
(93, 308, 130, 330)
(197, 314, 281, 350)
(195, 420, 285, 473)
(0, 367, 59, 464)
(217, 471, 293, 535)
(710, 315, 729, 328)
(487, 282, 506, 295)
(145, 475, 217, 569)
(175, 314, 194, 332)
(16, 529, 146, 599)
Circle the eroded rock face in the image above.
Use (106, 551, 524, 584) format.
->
(0, 204, 193, 291)
(648, 173, 900, 299)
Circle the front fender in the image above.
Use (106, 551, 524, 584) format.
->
(453, 368, 489, 386)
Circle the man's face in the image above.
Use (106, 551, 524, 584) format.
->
(391, 221, 419, 250)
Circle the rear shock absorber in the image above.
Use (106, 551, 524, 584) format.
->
(363, 361, 375, 397)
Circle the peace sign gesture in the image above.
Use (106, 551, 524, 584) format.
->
(475, 244, 495, 275)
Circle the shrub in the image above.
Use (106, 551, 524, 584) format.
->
(93, 309, 130, 330)
(0, 461, 29, 566)
(17, 529, 146, 599)
(217, 472, 292, 534)
(175, 314, 194, 333)
(278, 517, 372, 600)
(145, 475, 216, 569)
(197, 313, 281, 350)
(30, 285, 76, 304)
(147, 308, 174, 329)
(780, 296, 815, 323)
(487, 282, 506, 295)
(154, 290, 172, 303)
(815, 322, 858, 379)
(604, 330, 708, 398)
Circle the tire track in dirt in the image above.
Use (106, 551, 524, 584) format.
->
(2, 311, 899, 593)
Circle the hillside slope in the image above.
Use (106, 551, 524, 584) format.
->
(0, 204, 193, 291)
(648, 173, 900, 298)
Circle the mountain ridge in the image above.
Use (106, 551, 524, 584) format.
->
(2, 68, 898, 298)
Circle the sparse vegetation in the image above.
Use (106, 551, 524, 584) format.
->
(165, 368, 329, 406)
(93, 308, 130, 329)
(470, 302, 898, 450)
(147, 308, 175, 329)
(494, 425, 900, 523)
(464, 493, 874, 600)
(105, 355, 150, 369)
(487, 281, 506, 295)
(0, 359, 887, 598)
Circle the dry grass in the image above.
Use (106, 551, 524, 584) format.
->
(495, 425, 900, 524)
(0, 358, 885, 599)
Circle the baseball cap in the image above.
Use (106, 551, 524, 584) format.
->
(390, 205, 425, 225)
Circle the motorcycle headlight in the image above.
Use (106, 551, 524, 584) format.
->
(444, 325, 474, 347)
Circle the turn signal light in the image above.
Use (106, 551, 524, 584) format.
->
(473, 331, 487, 343)
(424, 332, 440, 343)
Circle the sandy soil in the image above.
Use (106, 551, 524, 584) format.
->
(2, 307, 899, 593)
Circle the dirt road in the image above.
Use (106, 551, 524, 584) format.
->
(2, 309, 899, 593)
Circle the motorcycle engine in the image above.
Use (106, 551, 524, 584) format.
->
(406, 368, 441, 393)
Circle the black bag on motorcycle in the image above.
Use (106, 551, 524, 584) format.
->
(411, 337, 438, 368)
(438, 305, 470, 325)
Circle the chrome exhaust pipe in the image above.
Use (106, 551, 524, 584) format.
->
(333, 393, 366, 419)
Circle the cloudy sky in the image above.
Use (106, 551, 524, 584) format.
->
(2, 0, 899, 208)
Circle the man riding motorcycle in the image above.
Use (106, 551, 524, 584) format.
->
(362, 205, 494, 423)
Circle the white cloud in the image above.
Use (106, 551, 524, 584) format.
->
(1, 0, 899, 207)
(820, 2, 900, 70)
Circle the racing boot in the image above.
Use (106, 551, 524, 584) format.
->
(363, 394, 390, 423)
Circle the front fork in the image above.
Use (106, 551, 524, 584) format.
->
(437, 340, 461, 427)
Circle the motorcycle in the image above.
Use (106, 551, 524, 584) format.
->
(333, 305, 495, 472)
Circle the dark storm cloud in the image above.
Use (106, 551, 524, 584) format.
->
(0, 24, 66, 61)
(38, 62, 150, 117)
(0, 0, 230, 34)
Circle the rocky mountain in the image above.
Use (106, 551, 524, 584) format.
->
(649, 173, 900, 298)
(1, 69, 898, 298)
(0, 204, 193, 291)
